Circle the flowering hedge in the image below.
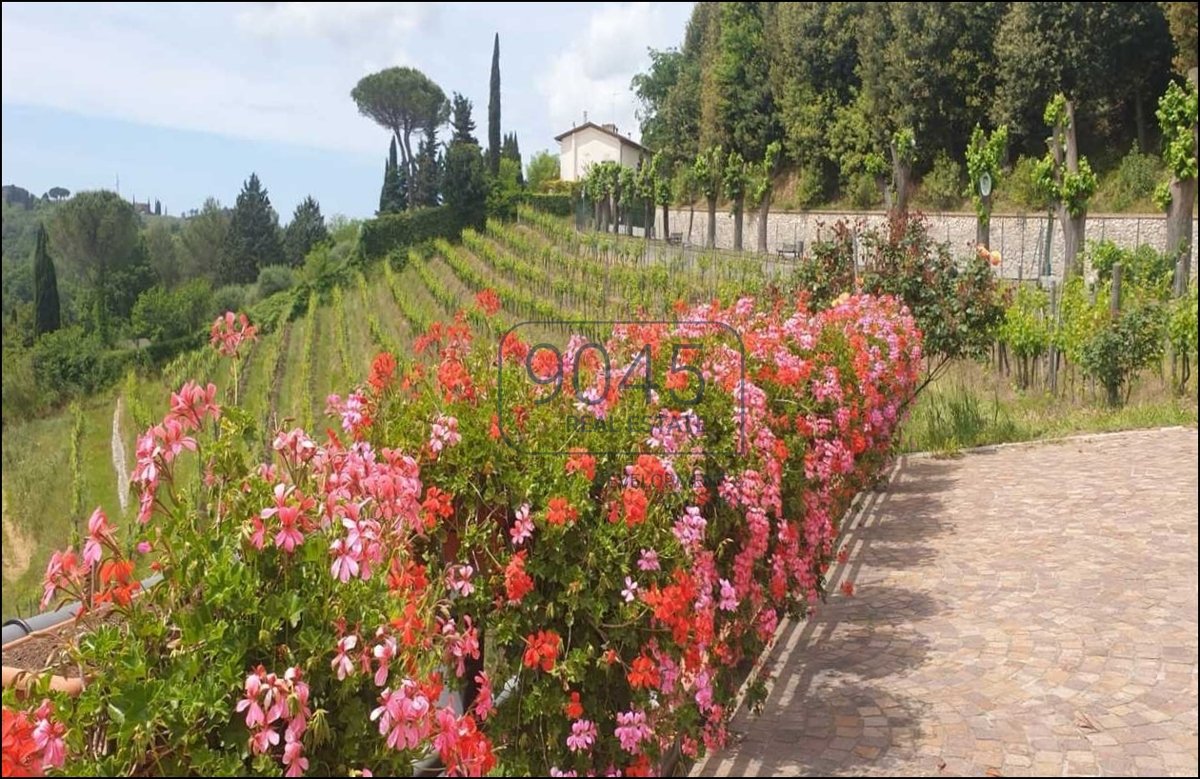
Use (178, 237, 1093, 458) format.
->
(5, 293, 921, 776)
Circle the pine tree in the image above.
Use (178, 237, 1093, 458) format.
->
(451, 93, 477, 145)
(32, 223, 61, 336)
(219, 173, 284, 284)
(154, 199, 161, 216)
(488, 33, 501, 176)
(284, 196, 329, 267)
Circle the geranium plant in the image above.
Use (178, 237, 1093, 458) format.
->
(7, 286, 921, 776)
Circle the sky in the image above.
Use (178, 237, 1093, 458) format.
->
(1, 2, 694, 219)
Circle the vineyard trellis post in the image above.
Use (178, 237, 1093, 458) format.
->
(1110, 262, 1123, 321)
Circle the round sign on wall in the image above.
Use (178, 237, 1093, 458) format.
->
(979, 172, 993, 198)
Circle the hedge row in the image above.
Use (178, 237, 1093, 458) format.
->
(358, 206, 460, 261)
(521, 192, 573, 217)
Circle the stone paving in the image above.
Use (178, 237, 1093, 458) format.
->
(695, 428, 1199, 777)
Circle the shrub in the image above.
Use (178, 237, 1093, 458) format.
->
(30, 326, 110, 397)
(297, 243, 349, 299)
(791, 221, 857, 305)
(1007, 155, 1050, 211)
(255, 264, 295, 299)
(1096, 149, 1163, 212)
(998, 284, 1051, 388)
(520, 192, 572, 217)
(846, 171, 879, 209)
(1086, 240, 1174, 289)
(1168, 283, 1198, 390)
(359, 206, 459, 261)
(248, 289, 300, 333)
(131, 280, 213, 342)
(859, 214, 1004, 365)
(32, 295, 922, 776)
(1078, 300, 1165, 405)
(212, 284, 250, 316)
(920, 151, 964, 210)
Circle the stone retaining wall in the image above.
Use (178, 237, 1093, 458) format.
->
(655, 208, 1198, 280)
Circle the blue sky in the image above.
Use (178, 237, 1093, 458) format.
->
(1, 2, 694, 219)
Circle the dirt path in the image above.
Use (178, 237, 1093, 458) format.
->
(2, 487, 33, 583)
(112, 395, 130, 515)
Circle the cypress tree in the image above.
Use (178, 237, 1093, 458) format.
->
(379, 159, 393, 214)
(502, 132, 524, 187)
(33, 223, 62, 336)
(488, 33, 501, 176)
(378, 137, 409, 214)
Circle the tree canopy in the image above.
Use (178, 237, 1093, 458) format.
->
(284, 196, 329, 267)
(634, 1, 1178, 200)
(351, 67, 449, 206)
(219, 173, 284, 285)
(526, 150, 561, 192)
(451, 92, 477, 145)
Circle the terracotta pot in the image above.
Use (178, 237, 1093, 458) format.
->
(1, 664, 85, 697)
(3, 623, 87, 697)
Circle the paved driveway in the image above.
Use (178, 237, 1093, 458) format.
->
(696, 428, 1199, 777)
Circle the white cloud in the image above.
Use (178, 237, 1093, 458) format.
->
(537, 2, 679, 142)
(0, 3, 434, 156)
(235, 2, 433, 55)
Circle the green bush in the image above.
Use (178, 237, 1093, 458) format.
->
(1078, 300, 1165, 405)
(358, 206, 459, 260)
(248, 289, 300, 333)
(255, 265, 295, 299)
(487, 158, 524, 221)
(921, 151, 964, 210)
(1086, 240, 1174, 289)
(860, 214, 1004, 363)
(131, 280, 213, 342)
(298, 243, 349, 298)
(1096, 149, 1163, 212)
(520, 192, 573, 217)
(212, 284, 250, 316)
(31, 326, 112, 398)
(1007, 155, 1050, 211)
(846, 171, 879, 209)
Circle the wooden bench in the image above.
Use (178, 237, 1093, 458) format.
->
(777, 241, 803, 259)
(667, 232, 683, 246)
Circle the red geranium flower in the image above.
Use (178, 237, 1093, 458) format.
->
(545, 497, 577, 526)
(522, 630, 561, 672)
(565, 449, 596, 482)
(505, 551, 534, 604)
(627, 655, 660, 690)
(563, 691, 584, 720)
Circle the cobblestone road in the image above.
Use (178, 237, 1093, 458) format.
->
(695, 428, 1199, 777)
